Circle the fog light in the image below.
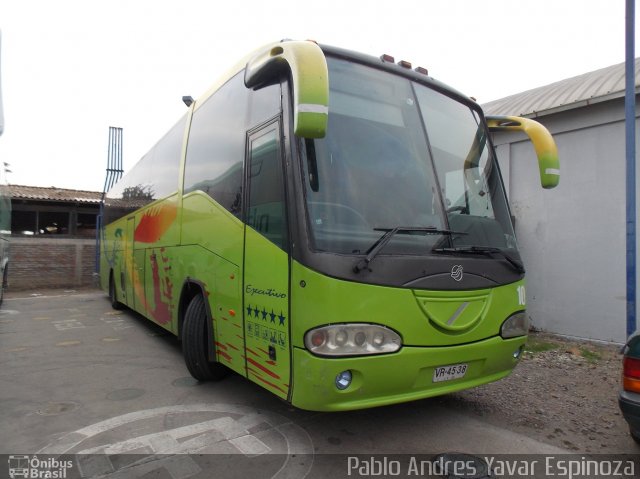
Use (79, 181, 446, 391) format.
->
(513, 346, 523, 359)
(335, 370, 352, 390)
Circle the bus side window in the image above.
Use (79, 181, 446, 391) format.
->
(246, 124, 287, 251)
(250, 82, 281, 126)
(183, 74, 282, 218)
(183, 73, 250, 217)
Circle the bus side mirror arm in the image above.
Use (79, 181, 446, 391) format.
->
(486, 115, 560, 189)
(245, 41, 329, 139)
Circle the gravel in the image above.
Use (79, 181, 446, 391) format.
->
(435, 332, 640, 454)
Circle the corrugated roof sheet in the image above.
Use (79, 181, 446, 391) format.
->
(482, 58, 640, 117)
(8, 185, 102, 204)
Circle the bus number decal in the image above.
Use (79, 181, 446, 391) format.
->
(517, 285, 526, 306)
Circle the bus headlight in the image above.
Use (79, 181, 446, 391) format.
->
(304, 324, 402, 356)
(500, 312, 529, 338)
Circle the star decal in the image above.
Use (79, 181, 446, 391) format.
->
(247, 304, 286, 326)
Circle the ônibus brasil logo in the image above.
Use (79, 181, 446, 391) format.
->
(8, 455, 73, 479)
(451, 264, 463, 282)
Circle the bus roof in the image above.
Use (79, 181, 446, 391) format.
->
(192, 40, 478, 115)
(319, 43, 475, 107)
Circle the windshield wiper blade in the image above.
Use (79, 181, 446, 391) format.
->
(432, 246, 525, 274)
(353, 226, 465, 273)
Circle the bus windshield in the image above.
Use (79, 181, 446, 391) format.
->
(302, 57, 517, 257)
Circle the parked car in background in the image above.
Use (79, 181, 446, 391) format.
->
(619, 331, 640, 444)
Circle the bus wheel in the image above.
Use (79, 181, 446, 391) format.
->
(109, 274, 123, 310)
(182, 294, 228, 381)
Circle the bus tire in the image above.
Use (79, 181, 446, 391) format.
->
(109, 273, 124, 310)
(182, 294, 227, 381)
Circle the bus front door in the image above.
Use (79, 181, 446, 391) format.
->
(242, 121, 291, 399)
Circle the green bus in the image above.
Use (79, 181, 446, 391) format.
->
(100, 40, 559, 411)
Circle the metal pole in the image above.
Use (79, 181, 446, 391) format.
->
(96, 127, 124, 276)
(626, 0, 637, 338)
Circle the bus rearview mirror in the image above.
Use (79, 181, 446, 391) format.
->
(486, 115, 560, 189)
(245, 41, 329, 139)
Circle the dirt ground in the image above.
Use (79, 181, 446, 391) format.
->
(436, 331, 639, 454)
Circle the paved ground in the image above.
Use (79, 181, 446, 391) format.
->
(2, 289, 623, 478)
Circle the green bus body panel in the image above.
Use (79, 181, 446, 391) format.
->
(102, 194, 182, 333)
(243, 227, 291, 399)
(181, 192, 244, 265)
(135, 194, 180, 331)
(180, 192, 246, 374)
(291, 336, 525, 411)
(124, 217, 135, 308)
(141, 245, 178, 333)
(209, 258, 244, 371)
(286, 261, 526, 410)
(162, 243, 245, 372)
(290, 261, 525, 348)
(103, 193, 247, 370)
(132, 249, 146, 317)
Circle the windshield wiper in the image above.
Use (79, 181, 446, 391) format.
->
(353, 226, 465, 273)
(432, 246, 525, 274)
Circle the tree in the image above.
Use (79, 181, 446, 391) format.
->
(121, 184, 154, 201)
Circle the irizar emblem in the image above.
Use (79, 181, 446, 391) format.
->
(451, 264, 463, 282)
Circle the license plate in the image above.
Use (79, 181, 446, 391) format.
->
(432, 363, 468, 382)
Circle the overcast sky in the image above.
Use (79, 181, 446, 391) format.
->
(0, 0, 637, 191)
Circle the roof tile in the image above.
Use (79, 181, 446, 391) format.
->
(8, 185, 102, 204)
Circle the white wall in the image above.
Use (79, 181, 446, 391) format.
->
(492, 99, 638, 343)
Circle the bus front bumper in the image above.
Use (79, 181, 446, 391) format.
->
(290, 335, 525, 411)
